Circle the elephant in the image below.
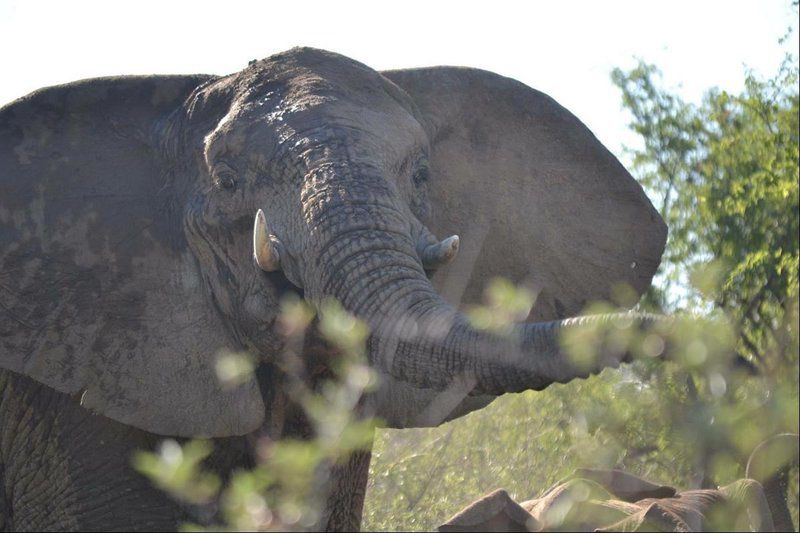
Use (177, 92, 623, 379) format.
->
(438, 434, 799, 532)
(0, 47, 668, 530)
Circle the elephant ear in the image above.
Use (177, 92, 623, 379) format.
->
(0, 76, 265, 437)
(438, 489, 538, 532)
(383, 68, 667, 320)
(572, 468, 676, 502)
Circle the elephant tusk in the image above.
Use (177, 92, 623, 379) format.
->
(253, 209, 282, 272)
(421, 234, 460, 270)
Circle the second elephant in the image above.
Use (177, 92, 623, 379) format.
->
(439, 434, 800, 532)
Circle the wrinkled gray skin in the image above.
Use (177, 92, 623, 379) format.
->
(0, 48, 667, 530)
(439, 434, 799, 532)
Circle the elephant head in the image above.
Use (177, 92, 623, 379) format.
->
(0, 47, 667, 437)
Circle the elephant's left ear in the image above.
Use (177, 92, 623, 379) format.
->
(383, 68, 667, 319)
(0, 76, 265, 437)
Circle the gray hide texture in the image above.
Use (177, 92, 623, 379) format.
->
(0, 76, 264, 437)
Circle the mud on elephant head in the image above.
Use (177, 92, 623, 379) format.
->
(0, 47, 667, 437)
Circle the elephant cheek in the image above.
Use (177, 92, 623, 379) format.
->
(243, 293, 272, 322)
(237, 290, 286, 357)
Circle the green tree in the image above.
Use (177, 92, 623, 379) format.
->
(608, 52, 799, 481)
(610, 54, 799, 377)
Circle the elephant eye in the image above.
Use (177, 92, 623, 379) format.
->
(213, 166, 238, 192)
(412, 165, 430, 186)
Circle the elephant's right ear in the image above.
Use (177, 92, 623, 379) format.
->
(383, 68, 666, 320)
(0, 76, 265, 437)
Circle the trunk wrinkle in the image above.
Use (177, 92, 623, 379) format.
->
(342, 269, 425, 318)
(321, 248, 420, 296)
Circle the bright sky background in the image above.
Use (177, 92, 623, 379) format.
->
(0, 0, 797, 162)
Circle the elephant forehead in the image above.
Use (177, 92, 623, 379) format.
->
(201, 49, 428, 166)
(206, 98, 424, 172)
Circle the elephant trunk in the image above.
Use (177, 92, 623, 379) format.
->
(746, 433, 799, 532)
(298, 163, 669, 396)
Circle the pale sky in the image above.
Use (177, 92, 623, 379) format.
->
(0, 0, 797, 160)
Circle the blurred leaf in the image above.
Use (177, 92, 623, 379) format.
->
(215, 351, 256, 388)
(467, 277, 535, 335)
(132, 440, 220, 505)
(319, 298, 369, 360)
